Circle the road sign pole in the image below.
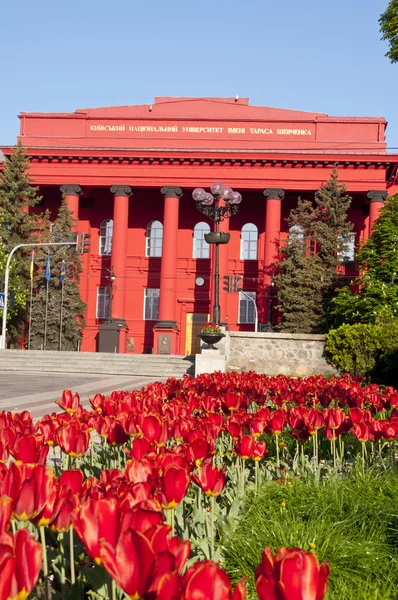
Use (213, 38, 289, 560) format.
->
(1, 240, 78, 350)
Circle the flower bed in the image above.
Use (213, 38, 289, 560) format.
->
(1, 372, 397, 598)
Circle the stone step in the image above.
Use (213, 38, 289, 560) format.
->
(0, 350, 195, 377)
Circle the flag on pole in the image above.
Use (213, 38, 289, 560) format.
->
(59, 259, 66, 283)
(29, 251, 35, 282)
(45, 254, 51, 282)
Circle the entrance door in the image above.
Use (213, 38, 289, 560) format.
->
(185, 313, 209, 355)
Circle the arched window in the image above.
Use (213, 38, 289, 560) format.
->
(99, 219, 113, 255)
(193, 222, 210, 259)
(240, 223, 258, 260)
(146, 220, 163, 257)
(288, 225, 305, 243)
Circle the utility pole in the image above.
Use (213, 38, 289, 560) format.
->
(1, 240, 78, 350)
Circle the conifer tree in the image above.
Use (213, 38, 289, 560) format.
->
(29, 198, 86, 351)
(275, 168, 353, 333)
(331, 193, 398, 326)
(0, 140, 42, 344)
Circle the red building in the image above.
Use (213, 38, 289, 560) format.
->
(1, 97, 398, 355)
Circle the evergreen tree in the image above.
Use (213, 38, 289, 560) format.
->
(0, 140, 42, 344)
(275, 168, 353, 333)
(331, 193, 398, 326)
(30, 198, 86, 351)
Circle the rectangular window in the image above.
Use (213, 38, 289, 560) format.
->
(338, 233, 356, 263)
(144, 288, 160, 320)
(99, 236, 112, 255)
(96, 286, 110, 319)
(239, 291, 256, 324)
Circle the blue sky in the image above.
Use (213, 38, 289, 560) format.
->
(1, 0, 397, 149)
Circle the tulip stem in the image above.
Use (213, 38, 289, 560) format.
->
(40, 526, 49, 600)
(69, 527, 75, 585)
(210, 495, 215, 559)
(275, 434, 280, 469)
(59, 532, 66, 599)
(312, 433, 317, 470)
(255, 460, 259, 495)
(52, 446, 59, 476)
(331, 433, 336, 471)
(171, 508, 175, 537)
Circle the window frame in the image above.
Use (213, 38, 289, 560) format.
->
(193, 221, 211, 259)
(144, 288, 160, 321)
(96, 286, 110, 319)
(99, 219, 113, 256)
(338, 232, 356, 263)
(240, 223, 258, 260)
(146, 221, 163, 258)
(238, 291, 256, 324)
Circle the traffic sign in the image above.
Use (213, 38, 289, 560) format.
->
(0, 293, 4, 310)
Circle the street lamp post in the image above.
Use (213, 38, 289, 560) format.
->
(106, 268, 116, 323)
(192, 182, 242, 325)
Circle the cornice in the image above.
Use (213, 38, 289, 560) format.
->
(4, 154, 395, 170)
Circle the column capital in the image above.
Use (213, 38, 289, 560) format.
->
(263, 188, 285, 201)
(110, 185, 132, 197)
(367, 190, 388, 203)
(161, 186, 183, 199)
(60, 184, 82, 196)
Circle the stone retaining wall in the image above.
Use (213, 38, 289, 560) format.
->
(226, 332, 336, 377)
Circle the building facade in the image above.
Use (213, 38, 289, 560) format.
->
(1, 97, 398, 355)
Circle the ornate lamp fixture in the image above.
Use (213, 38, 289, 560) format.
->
(192, 182, 242, 324)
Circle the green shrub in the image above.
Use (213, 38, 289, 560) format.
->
(324, 323, 380, 378)
(222, 467, 398, 599)
(324, 320, 398, 385)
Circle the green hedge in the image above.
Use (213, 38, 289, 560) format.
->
(324, 319, 398, 386)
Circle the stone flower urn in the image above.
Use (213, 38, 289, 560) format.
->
(197, 331, 225, 350)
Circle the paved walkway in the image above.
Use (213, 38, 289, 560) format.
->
(0, 372, 166, 419)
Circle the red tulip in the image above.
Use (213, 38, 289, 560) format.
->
(158, 465, 190, 509)
(0, 529, 42, 600)
(55, 389, 82, 414)
(249, 417, 267, 438)
(181, 560, 246, 599)
(352, 423, 372, 443)
(3, 462, 57, 522)
(192, 462, 226, 497)
(72, 497, 119, 564)
(305, 409, 324, 433)
(9, 434, 49, 465)
(383, 422, 398, 441)
(100, 528, 155, 598)
(186, 438, 210, 466)
(105, 419, 130, 446)
(253, 441, 268, 461)
(323, 408, 345, 431)
(0, 496, 13, 533)
(56, 421, 90, 457)
(255, 547, 330, 600)
(141, 414, 168, 447)
(235, 435, 256, 459)
(125, 459, 154, 484)
(269, 411, 287, 435)
(0, 443, 8, 464)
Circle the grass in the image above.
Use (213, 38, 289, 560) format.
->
(221, 465, 398, 599)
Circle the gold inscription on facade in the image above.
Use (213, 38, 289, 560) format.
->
(89, 124, 313, 136)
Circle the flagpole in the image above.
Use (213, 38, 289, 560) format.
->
(44, 279, 49, 350)
(28, 250, 34, 350)
(59, 280, 64, 351)
(44, 253, 51, 350)
(28, 275, 34, 350)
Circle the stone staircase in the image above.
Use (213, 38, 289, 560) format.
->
(0, 350, 195, 378)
